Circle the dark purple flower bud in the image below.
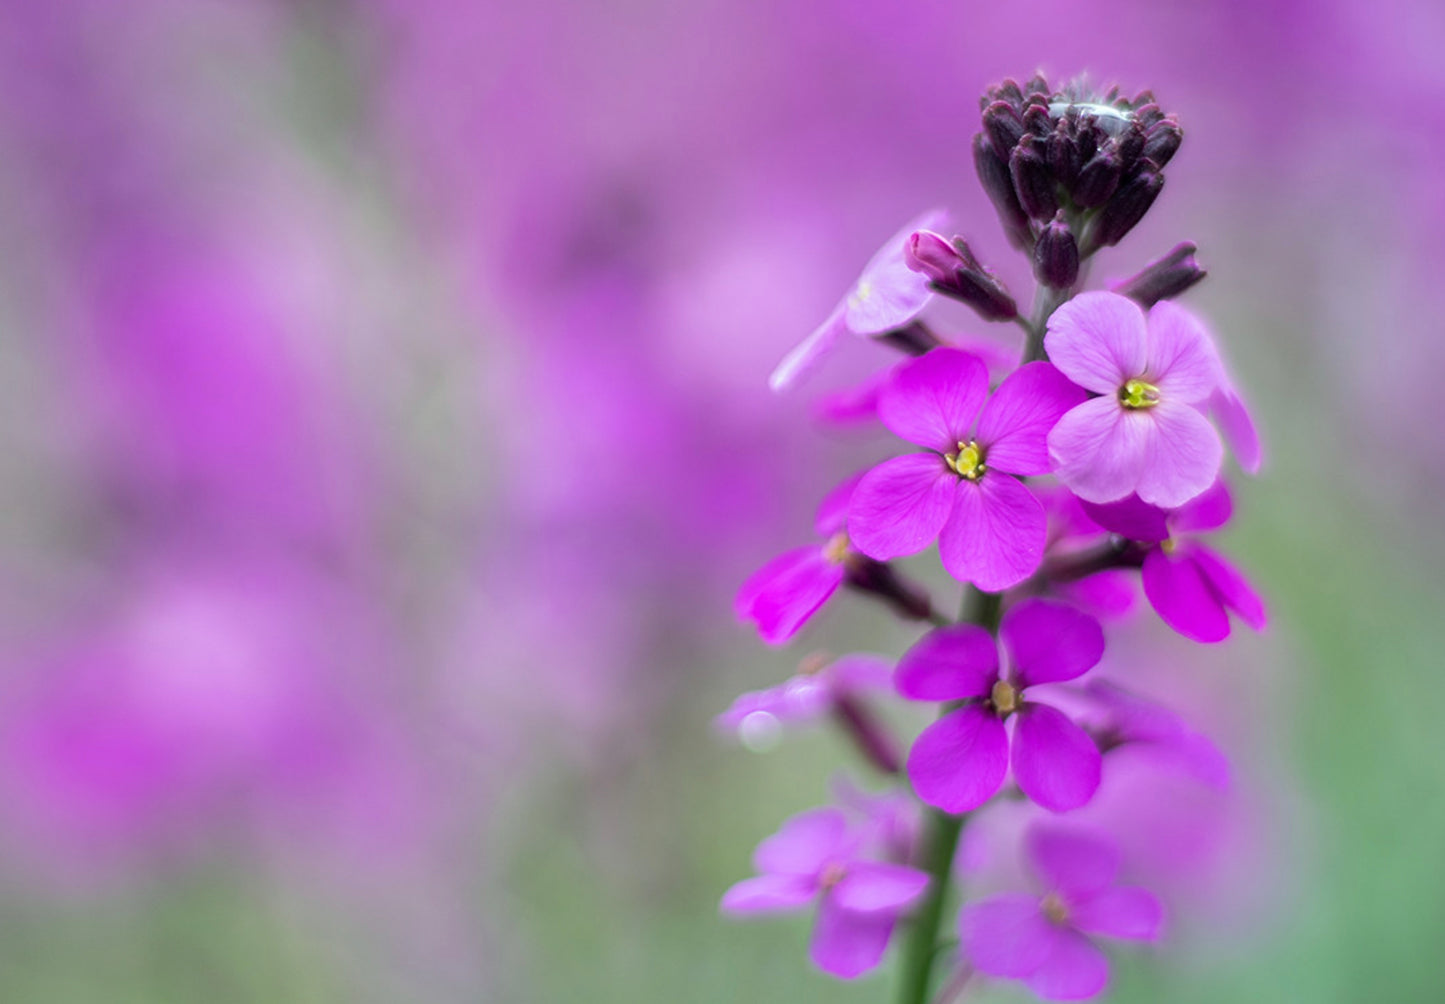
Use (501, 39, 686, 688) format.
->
(1142, 120, 1183, 168)
(993, 78, 1024, 108)
(1024, 73, 1049, 99)
(1095, 169, 1165, 247)
(1075, 122, 1099, 164)
(1133, 102, 1164, 128)
(1033, 216, 1080, 288)
(904, 230, 1019, 321)
(1114, 241, 1206, 306)
(983, 101, 1026, 157)
(1073, 150, 1121, 207)
(1023, 102, 1052, 136)
(972, 133, 1032, 250)
(1010, 142, 1059, 220)
(1046, 123, 1080, 188)
(1114, 122, 1146, 168)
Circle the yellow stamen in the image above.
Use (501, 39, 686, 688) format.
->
(798, 651, 832, 677)
(1160, 537, 1177, 555)
(1042, 891, 1070, 925)
(1119, 378, 1161, 409)
(990, 679, 1019, 717)
(945, 441, 986, 481)
(823, 532, 850, 564)
(819, 861, 848, 891)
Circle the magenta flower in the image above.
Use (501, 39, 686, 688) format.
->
(715, 654, 891, 743)
(847, 349, 1086, 591)
(721, 807, 930, 979)
(896, 599, 1105, 812)
(1082, 680, 1230, 790)
(770, 208, 946, 391)
(961, 824, 1163, 1001)
(735, 474, 862, 644)
(1082, 480, 1266, 643)
(1045, 292, 1225, 508)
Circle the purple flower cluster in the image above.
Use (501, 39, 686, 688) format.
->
(719, 73, 1267, 1001)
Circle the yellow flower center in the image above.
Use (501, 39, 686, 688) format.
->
(819, 861, 848, 891)
(1042, 891, 1071, 925)
(822, 532, 850, 564)
(1119, 378, 1161, 409)
(990, 678, 1019, 717)
(1160, 537, 1177, 555)
(945, 441, 986, 480)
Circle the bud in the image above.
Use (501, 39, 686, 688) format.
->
(1032, 216, 1080, 289)
(1073, 150, 1121, 207)
(904, 230, 1019, 321)
(1095, 168, 1165, 247)
(973, 133, 1032, 250)
(1142, 121, 1183, 168)
(983, 101, 1025, 158)
(1046, 123, 1081, 188)
(1114, 242, 1206, 306)
(1114, 122, 1146, 169)
(1009, 142, 1059, 220)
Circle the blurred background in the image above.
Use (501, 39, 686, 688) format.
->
(0, 1, 1442, 1001)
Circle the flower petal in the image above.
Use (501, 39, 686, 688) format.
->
(754, 807, 852, 877)
(1025, 824, 1119, 899)
(1168, 478, 1232, 536)
(815, 470, 868, 536)
(1141, 548, 1230, 643)
(1135, 400, 1223, 509)
(832, 861, 930, 914)
(843, 208, 949, 336)
(1145, 300, 1223, 404)
(1025, 927, 1110, 1001)
(810, 896, 895, 979)
(1012, 703, 1102, 812)
(1045, 292, 1148, 395)
(877, 348, 989, 451)
(847, 453, 956, 560)
(1002, 599, 1105, 688)
(976, 362, 1089, 475)
(1071, 887, 1164, 942)
(938, 475, 1047, 592)
(827, 654, 896, 695)
(1192, 544, 1267, 631)
(720, 874, 818, 915)
(906, 705, 1008, 813)
(770, 303, 849, 392)
(735, 547, 845, 645)
(959, 893, 1053, 978)
(1078, 494, 1170, 543)
(1211, 383, 1263, 474)
(894, 625, 999, 702)
(1048, 398, 1151, 505)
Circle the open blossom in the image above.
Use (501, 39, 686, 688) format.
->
(1082, 480, 1266, 643)
(895, 599, 1105, 812)
(848, 349, 1085, 591)
(721, 807, 930, 978)
(770, 209, 946, 391)
(715, 653, 891, 744)
(1045, 292, 1224, 508)
(961, 824, 1163, 1001)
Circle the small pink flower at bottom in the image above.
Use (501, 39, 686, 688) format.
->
(1045, 292, 1224, 508)
(721, 807, 930, 979)
(1082, 480, 1266, 643)
(847, 348, 1085, 591)
(961, 824, 1163, 1001)
(895, 599, 1105, 812)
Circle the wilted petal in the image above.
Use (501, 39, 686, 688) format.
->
(1071, 887, 1164, 942)
(1025, 927, 1110, 1001)
(938, 476, 1046, 592)
(1145, 300, 1222, 405)
(959, 893, 1053, 978)
(877, 348, 989, 451)
(848, 454, 957, 560)
(810, 896, 894, 979)
(815, 471, 868, 537)
(1193, 545, 1267, 631)
(976, 362, 1088, 475)
(1012, 703, 1102, 812)
(1048, 398, 1151, 505)
(1168, 478, 1232, 535)
(831, 861, 930, 914)
(721, 874, 818, 915)
(1025, 824, 1119, 899)
(735, 547, 846, 645)
(755, 807, 852, 877)
(1135, 401, 1223, 509)
(1002, 599, 1105, 688)
(1141, 548, 1230, 643)
(1079, 494, 1169, 543)
(770, 304, 849, 392)
(907, 705, 1008, 813)
(1045, 292, 1148, 395)
(894, 625, 998, 702)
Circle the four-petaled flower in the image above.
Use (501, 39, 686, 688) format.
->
(960, 824, 1163, 1001)
(1082, 479, 1266, 643)
(721, 807, 930, 978)
(848, 349, 1086, 591)
(895, 599, 1105, 812)
(1045, 291, 1225, 508)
